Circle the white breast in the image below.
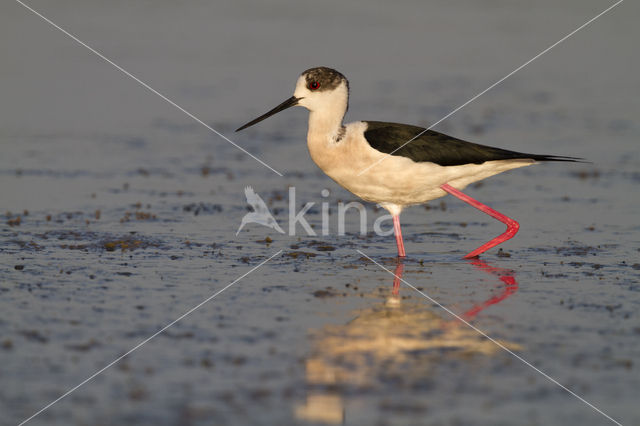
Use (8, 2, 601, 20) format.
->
(307, 121, 534, 208)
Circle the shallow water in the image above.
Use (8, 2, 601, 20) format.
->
(1, 0, 639, 425)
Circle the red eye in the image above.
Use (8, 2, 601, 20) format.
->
(309, 81, 320, 90)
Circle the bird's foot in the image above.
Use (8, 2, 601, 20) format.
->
(463, 220, 520, 259)
(439, 183, 520, 259)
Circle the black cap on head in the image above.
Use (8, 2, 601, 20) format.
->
(302, 67, 349, 92)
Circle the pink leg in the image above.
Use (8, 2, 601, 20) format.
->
(440, 183, 520, 259)
(392, 215, 406, 258)
(392, 261, 404, 296)
(461, 259, 519, 320)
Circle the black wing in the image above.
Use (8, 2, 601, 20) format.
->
(364, 121, 581, 166)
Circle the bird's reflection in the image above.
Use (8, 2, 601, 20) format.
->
(294, 258, 521, 424)
(460, 259, 519, 321)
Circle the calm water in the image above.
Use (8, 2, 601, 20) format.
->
(1, 1, 638, 425)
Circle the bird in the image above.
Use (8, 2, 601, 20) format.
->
(236, 67, 581, 259)
(236, 186, 285, 236)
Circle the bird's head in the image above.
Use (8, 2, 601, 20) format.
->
(236, 67, 349, 132)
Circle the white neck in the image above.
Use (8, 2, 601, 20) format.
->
(307, 106, 345, 143)
(300, 82, 349, 144)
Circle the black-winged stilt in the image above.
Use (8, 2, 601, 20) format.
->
(236, 67, 581, 259)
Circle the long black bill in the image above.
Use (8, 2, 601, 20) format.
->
(235, 96, 300, 132)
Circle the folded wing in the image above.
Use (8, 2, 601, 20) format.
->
(364, 121, 582, 166)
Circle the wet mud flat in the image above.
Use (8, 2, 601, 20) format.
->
(1, 127, 638, 426)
